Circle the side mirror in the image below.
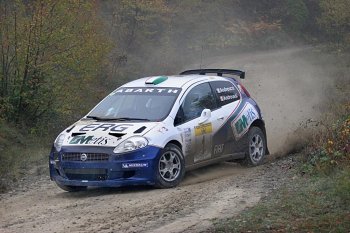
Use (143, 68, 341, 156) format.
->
(199, 109, 211, 124)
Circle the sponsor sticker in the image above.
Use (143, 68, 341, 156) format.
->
(214, 83, 240, 104)
(112, 87, 181, 96)
(79, 123, 132, 132)
(214, 144, 224, 155)
(69, 135, 115, 145)
(122, 163, 149, 169)
(231, 103, 259, 139)
(220, 94, 239, 102)
(194, 123, 212, 136)
(182, 128, 192, 154)
(216, 86, 235, 94)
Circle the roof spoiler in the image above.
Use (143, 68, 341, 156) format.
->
(180, 69, 245, 79)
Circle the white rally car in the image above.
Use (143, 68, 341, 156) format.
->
(50, 69, 269, 191)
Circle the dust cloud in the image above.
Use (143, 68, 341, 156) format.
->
(186, 47, 342, 155)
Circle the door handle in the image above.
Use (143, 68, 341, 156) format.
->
(217, 117, 225, 120)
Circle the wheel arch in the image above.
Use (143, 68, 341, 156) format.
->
(165, 140, 183, 151)
(250, 119, 270, 155)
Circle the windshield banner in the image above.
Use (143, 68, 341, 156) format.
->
(112, 87, 181, 96)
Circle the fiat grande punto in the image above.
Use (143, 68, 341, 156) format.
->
(49, 69, 269, 191)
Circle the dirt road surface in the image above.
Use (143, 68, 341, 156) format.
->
(0, 158, 296, 233)
(1, 47, 334, 232)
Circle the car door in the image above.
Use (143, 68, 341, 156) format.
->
(174, 82, 219, 165)
(209, 80, 242, 158)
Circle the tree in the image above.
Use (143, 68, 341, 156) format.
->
(284, 0, 309, 32)
(102, 0, 168, 78)
(318, 0, 350, 49)
(0, 0, 110, 129)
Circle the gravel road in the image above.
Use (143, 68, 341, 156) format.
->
(0, 157, 296, 233)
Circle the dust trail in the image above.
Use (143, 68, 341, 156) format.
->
(189, 47, 340, 155)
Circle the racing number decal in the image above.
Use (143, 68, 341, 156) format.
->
(194, 123, 212, 136)
(194, 123, 213, 162)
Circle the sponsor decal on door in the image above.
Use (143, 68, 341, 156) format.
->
(231, 103, 259, 139)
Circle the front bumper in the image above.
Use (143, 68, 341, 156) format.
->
(49, 145, 162, 187)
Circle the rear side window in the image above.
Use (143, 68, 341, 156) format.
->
(210, 81, 240, 107)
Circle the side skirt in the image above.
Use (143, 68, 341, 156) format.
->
(185, 152, 245, 171)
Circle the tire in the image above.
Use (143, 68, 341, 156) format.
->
(239, 126, 267, 166)
(155, 143, 185, 188)
(56, 183, 87, 192)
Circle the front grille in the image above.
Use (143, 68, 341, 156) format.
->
(64, 168, 107, 181)
(62, 153, 109, 162)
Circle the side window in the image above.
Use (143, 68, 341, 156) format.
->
(210, 81, 240, 107)
(175, 83, 216, 125)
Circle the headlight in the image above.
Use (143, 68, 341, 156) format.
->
(54, 133, 66, 152)
(113, 136, 148, 154)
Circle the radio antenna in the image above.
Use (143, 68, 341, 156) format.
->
(199, 44, 203, 69)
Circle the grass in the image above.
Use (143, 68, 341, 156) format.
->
(213, 168, 350, 233)
(0, 121, 50, 192)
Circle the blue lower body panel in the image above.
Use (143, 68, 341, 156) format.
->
(49, 145, 162, 188)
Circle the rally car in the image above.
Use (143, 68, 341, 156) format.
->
(50, 69, 269, 191)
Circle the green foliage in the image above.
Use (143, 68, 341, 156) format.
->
(318, 0, 350, 50)
(0, 144, 48, 193)
(285, 0, 309, 31)
(213, 170, 350, 232)
(318, 0, 350, 34)
(303, 109, 350, 174)
(334, 169, 350, 206)
(0, 120, 48, 192)
(102, 0, 169, 78)
(0, 0, 110, 129)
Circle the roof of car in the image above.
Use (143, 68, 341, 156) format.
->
(122, 75, 227, 88)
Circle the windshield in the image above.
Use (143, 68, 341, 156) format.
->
(87, 87, 181, 121)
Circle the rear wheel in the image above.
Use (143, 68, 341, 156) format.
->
(56, 183, 87, 192)
(239, 126, 266, 166)
(155, 143, 185, 188)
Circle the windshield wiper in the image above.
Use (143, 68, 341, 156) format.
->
(113, 117, 150, 121)
(85, 116, 118, 121)
(86, 116, 150, 121)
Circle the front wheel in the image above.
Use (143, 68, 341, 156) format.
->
(240, 126, 267, 166)
(56, 183, 87, 192)
(155, 143, 185, 188)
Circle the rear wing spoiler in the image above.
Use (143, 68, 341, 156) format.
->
(180, 69, 245, 79)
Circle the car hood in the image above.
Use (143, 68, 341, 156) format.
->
(62, 120, 159, 147)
